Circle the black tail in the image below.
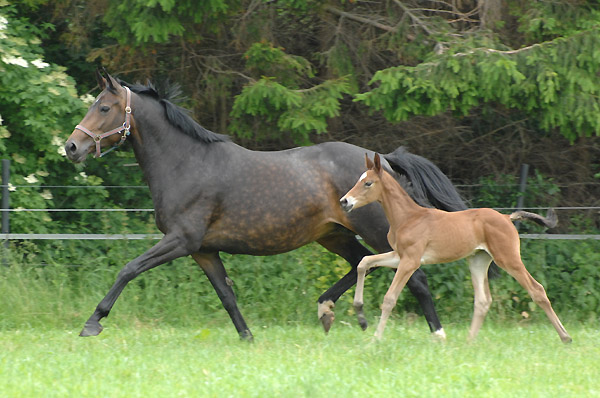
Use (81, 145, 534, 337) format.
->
(383, 147, 468, 212)
(510, 208, 558, 229)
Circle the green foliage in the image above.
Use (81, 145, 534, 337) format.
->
(103, 0, 229, 43)
(244, 41, 314, 86)
(471, 170, 560, 208)
(230, 42, 352, 144)
(0, 5, 86, 230)
(0, 5, 154, 235)
(356, 27, 600, 142)
(229, 41, 353, 144)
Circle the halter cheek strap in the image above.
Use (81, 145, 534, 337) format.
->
(75, 86, 132, 158)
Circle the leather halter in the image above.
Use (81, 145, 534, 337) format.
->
(75, 86, 132, 158)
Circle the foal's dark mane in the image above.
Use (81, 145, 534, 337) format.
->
(117, 78, 230, 144)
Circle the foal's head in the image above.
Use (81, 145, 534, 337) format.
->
(65, 70, 132, 163)
(340, 153, 384, 213)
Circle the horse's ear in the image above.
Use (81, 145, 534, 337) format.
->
(105, 72, 119, 92)
(374, 153, 382, 174)
(96, 68, 107, 90)
(365, 153, 375, 170)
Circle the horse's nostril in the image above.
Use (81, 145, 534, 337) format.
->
(68, 142, 77, 154)
(340, 198, 347, 206)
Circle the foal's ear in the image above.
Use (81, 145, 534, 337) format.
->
(374, 153, 382, 174)
(365, 153, 375, 170)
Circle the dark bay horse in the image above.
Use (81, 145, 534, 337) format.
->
(64, 71, 468, 340)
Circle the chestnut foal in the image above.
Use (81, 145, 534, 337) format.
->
(340, 154, 572, 343)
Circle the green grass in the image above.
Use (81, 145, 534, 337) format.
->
(1, 241, 599, 397)
(0, 322, 598, 398)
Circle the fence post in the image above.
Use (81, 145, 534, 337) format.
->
(515, 163, 529, 230)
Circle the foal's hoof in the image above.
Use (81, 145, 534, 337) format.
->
(320, 312, 335, 334)
(561, 336, 573, 344)
(79, 321, 103, 337)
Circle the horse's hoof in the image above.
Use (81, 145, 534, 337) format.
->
(561, 336, 573, 344)
(432, 328, 447, 341)
(239, 329, 254, 342)
(318, 300, 335, 333)
(79, 321, 103, 337)
(357, 314, 368, 331)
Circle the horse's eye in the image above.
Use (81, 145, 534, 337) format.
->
(365, 181, 373, 187)
(100, 105, 110, 113)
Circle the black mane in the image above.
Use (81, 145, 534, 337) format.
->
(384, 147, 468, 211)
(118, 79, 230, 144)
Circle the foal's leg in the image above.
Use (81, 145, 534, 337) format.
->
(318, 234, 444, 337)
(192, 252, 253, 341)
(353, 251, 400, 330)
(373, 257, 421, 340)
(499, 258, 572, 343)
(467, 251, 493, 341)
(80, 234, 191, 337)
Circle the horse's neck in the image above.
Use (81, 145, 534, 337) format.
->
(129, 101, 210, 189)
(379, 171, 425, 224)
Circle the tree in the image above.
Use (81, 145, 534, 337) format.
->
(356, 5, 600, 143)
(11, 0, 600, 211)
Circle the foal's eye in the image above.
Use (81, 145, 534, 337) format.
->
(100, 105, 110, 113)
(365, 181, 373, 187)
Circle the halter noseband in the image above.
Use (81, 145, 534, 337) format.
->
(75, 86, 132, 158)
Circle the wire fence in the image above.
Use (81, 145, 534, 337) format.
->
(2, 181, 600, 240)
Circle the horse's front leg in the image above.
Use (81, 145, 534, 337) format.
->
(80, 234, 192, 337)
(353, 251, 400, 331)
(192, 252, 253, 341)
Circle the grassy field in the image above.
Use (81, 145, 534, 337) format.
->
(1, 321, 598, 398)
(1, 241, 598, 397)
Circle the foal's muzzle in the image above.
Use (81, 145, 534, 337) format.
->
(340, 198, 354, 213)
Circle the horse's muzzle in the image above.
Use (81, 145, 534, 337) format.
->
(64, 136, 91, 163)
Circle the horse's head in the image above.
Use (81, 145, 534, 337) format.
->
(340, 153, 384, 213)
(65, 70, 132, 163)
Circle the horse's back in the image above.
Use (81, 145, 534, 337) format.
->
(199, 142, 381, 254)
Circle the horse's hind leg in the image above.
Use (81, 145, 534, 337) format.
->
(316, 234, 374, 333)
(498, 258, 572, 343)
(405, 267, 445, 338)
(467, 251, 493, 341)
(192, 252, 253, 341)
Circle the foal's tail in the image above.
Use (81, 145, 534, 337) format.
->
(383, 147, 468, 212)
(510, 208, 558, 229)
